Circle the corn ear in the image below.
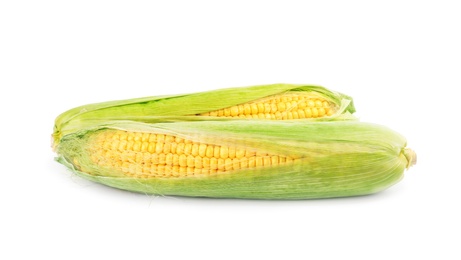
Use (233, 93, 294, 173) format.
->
(54, 120, 415, 199)
(52, 84, 355, 148)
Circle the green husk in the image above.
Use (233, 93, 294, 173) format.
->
(55, 120, 413, 199)
(52, 84, 355, 148)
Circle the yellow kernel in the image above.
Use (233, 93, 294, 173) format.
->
(244, 104, 251, 115)
(170, 142, 177, 154)
(164, 166, 173, 176)
(163, 142, 171, 153)
(271, 103, 277, 113)
(298, 109, 306, 118)
(176, 143, 185, 154)
(206, 146, 214, 158)
(228, 147, 236, 159)
(118, 140, 127, 151)
(165, 135, 175, 143)
(305, 108, 312, 118)
(198, 144, 207, 157)
(257, 103, 265, 114)
(220, 146, 229, 158)
(155, 142, 164, 153)
(165, 153, 173, 165)
(238, 105, 245, 115)
(156, 134, 165, 143)
(275, 111, 282, 120)
(156, 165, 165, 175)
(179, 154, 187, 167)
(263, 156, 271, 166)
(240, 157, 248, 169)
(141, 133, 150, 142)
(250, 104, 258, 114)
(158, 154, 166, 165)
(172, 166, 180, 175)
(312, 107, 319, 118)
(140, 142, 148, 152)
(191, 143, 199, 156)
(151, 153, 159, 164)
(264, 103, 271, 113)
(209, 158, 218, 170)
(315, 100, 323, 107)
(186, 167, 195, 175)
(255, 157, 263, 167)
(232, 158, 240, 170)
(172, 154, 179, 166)
(235, 149, 245, 159)
(271, 156, 279, 165)
(203, 157, 210, 168)
(135, 152, 143, 163)
(134, 133, 142, 142)
(225, 158, 233, 171)
(217, 158, 225, 170)
(248, 157, 256, 168)
(195, 156, 203, 168)
(230, 106, 239, 116)
(307, 100, 315, 107)
(111, 140, 120, 150)
(179, 166, 187, 174)
(126, 141, 134, 151)
(318, 107, 326, 116)
(224, 108, 231, 116)
(277, 102, 286, 112)
(128, 164, 136, 174)
(184, 143, 192, 155)
(213, 146, 220, 158)
(143, 152, 151, 162)
(187, 155, 195, 167)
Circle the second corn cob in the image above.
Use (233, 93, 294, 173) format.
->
(52, 84, 355, 148)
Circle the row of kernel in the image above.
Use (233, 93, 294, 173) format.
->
(121, 156, 296, 177)
(202, 99, 332, 117)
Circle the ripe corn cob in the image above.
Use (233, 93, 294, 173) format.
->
(55, 120, 416, 199)
(52, 84, 355, 148)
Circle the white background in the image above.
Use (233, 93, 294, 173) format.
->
(1, 1, 460, 259)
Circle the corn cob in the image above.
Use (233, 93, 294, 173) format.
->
(52, 84, 355, 148)
(55, 120, 416, 199)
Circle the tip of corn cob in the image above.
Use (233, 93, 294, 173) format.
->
(403, 148, 417, 169)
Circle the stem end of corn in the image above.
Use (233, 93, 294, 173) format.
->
(403, 148, 417, 169)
